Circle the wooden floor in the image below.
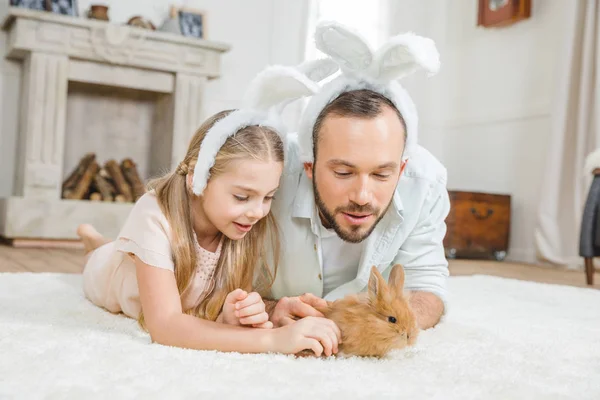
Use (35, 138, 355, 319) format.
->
(0, 243, 598, 289)
(449, 258, 600, 289)
(0, 244, 86, 273)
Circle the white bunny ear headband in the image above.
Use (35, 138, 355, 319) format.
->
(191, 58, 339, 195)
(298, 21, 441, 163)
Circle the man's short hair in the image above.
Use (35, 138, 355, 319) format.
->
(312, 89, 407, 159)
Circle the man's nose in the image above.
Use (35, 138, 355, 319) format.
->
(349, 175, 372, 206)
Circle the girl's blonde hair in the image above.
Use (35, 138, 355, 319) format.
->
(141, 110, 283, 326)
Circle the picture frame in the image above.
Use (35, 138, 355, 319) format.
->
(477, 0, 531, 28)
(9, 0, 47, 11)
(168, 6, 205, 39)
(45, 0, 78, 17)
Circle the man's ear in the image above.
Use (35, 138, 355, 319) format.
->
(303, 162, 314, 180)
(399, 158, 409, 176)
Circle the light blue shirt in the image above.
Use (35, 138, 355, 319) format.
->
(269, 134, 450, 305)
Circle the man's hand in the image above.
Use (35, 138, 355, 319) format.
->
(268, 293, 328, 327)
(219, 289, 273, 329)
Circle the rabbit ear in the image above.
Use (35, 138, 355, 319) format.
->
(367, 266, 387, 302)
(388, 264, 405, 296)
(373, 32, 440, 82)
(242, 65, 320, 112)
(256, 60, 338, 117)
(314, 21, 373, 72)
(297, 58, 340, 83)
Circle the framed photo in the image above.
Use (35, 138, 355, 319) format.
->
(477, 0, 531, 28)
(170, 6, 205, 39)
(46, 0, 78, 17)
(9, 0, 47, 11)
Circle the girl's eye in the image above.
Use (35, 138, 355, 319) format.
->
(264, 196, 275, 202)
(234, 195, 248, 202)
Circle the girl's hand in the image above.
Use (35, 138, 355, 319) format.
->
(269, 316, 342, 357)
(220, 289, 273, 329)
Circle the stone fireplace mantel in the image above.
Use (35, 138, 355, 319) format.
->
(0, 8, 231, 240)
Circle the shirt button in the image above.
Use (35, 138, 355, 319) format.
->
(318, 273, 322, 280)
(314, 244, 317, 251)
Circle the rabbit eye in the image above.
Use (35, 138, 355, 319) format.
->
(388, 316, 397, 323)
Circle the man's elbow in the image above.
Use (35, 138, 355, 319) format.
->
(425, 292, 445, 328)
(408, 291, 445, 330)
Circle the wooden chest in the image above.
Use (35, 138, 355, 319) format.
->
(443, 191, 511, 261)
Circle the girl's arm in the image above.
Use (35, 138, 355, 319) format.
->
(135, 256, 341, 355)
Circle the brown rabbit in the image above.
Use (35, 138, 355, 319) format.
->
(314, 264, 419, 358)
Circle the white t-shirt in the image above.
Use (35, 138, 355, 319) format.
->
(317, 215, 364, 296)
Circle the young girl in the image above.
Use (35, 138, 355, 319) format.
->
(78, 110, 341, 357)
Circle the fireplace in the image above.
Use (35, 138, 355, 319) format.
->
(0, 8, 230, 240)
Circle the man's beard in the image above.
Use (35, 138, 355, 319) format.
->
(312, 172, 393, 243)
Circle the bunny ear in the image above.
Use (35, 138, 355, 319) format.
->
(388, 264, 405, 296)
(373, 32, 440, 82)
(297, 58, 340, 83)
(367, 266, 387, 302)
(247, 61, 337, 118)
(314, 21, 373, 72)
(242, 65, 320, 112)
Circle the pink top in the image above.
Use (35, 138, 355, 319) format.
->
(82, 191, 222, 319)
(180, 232, 223, 310)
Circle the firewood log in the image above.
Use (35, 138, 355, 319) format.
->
(105, 160, 133, 202)
(65, 161, 99, 200)
(89, 192, 102, 201)
(121, 158, 145, 201)
(99, 167, 112, 181)
(85, 179, 98, 200)
(94, 168, 116, 202)
(62, 153, 95, 198)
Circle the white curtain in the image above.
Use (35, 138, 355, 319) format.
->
(535, 0, 600, 267)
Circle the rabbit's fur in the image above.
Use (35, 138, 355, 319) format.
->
(316, 264, 419, 358)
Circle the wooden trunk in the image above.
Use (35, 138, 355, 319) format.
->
(444, 191, 511, 261)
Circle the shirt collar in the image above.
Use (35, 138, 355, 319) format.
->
(291, 173, 316, 219)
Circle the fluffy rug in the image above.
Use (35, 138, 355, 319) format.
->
(0, 273, 599, 399)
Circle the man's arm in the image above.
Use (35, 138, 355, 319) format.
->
(394, 180, 450, 330)
(408, 291, 444, 330)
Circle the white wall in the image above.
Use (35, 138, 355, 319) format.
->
(390, 0, 569, 263)
(1, 0, 570, 264)
(0, 0, 310, 197)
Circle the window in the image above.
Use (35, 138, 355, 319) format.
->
(304, 0, 391, 62)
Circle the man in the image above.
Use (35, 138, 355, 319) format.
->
(265, 23, 449, 332)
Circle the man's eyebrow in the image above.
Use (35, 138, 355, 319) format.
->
(326, 159, 356, 168)
(375, 162, 398, 169)
(326, 160, 398, 169)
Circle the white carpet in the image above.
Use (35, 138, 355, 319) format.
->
(0, 273, 599, 400)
